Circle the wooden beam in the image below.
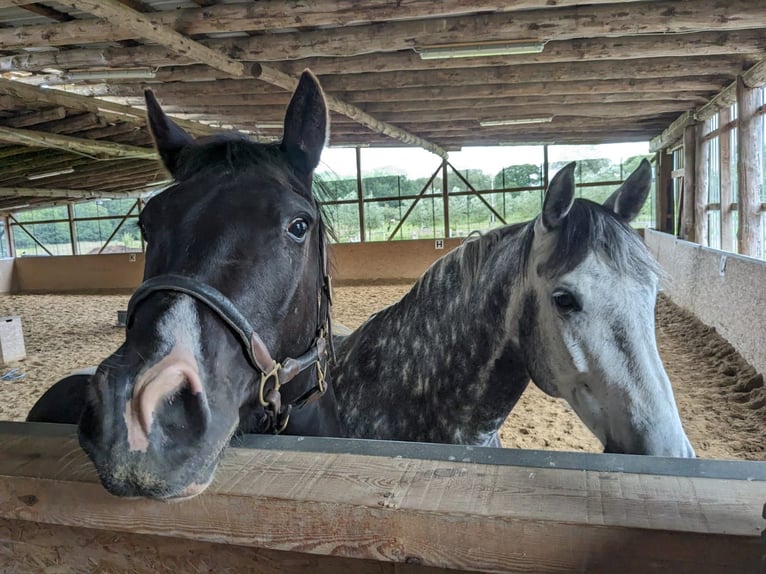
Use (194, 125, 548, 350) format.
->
(650, 56, 766, 151)
(55, 77, 723, 102)
(0, 186, 152, 199)
(252, 64, 448, 158)
(649, 111, 696, 153)
(58, 0, 245, 76)
(697, 58, 766, 122)
(271, 30, 766, 77)
(0, 0, 652, 50)
(0, 423, 764, 573)
(735, 76, 764, 258)
(64, 1, 447, 158)
(0, 78, 218, 136)
(4, 0, 764, 62)
(315, 57, 746, 92)
(169, 101, 693, 123)
(0, 107, 66, 128)
(0, 126, 156, 159)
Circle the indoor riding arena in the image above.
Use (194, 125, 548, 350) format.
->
(0, 2, 764, 574)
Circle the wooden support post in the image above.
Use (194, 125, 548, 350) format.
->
(67, 202, 77, 255)
(681, 124, 697, 242)
(138, 198, 145, 253)
(355, 147, 365, 242)
(719, 107, 734, 252)
(442, 159, 450, 238)
(695, 123, 709, 246)
(2, 215, 14, 258)
(655, 150, 674, 233)
(735, 76, 764, 258)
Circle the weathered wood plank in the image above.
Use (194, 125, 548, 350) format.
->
(0, 519, 453, 574)
(0, 187, 149, 199)
(650, 56, 766, 151)
(0, 77, 219, 137)
(270, 30, 766, 77)
(59, 0, 245, 77)
(252, 63, 449, 158)
(0, 423, 763, 574)
(0, 107, 66, 129)
(681, 124, 697, 241)
(64, 2, 447, 157)
(3, 1, 765, 62)
(0, 125, 156, 159)
(736, 76, 764, 258)
(718, 107, 734, 252)
(313, 57, 748, 92)
(56, 77, 723, 102)
(694, 123, 709, 245)
(0, 0, 650, 50)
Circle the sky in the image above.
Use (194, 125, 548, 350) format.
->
(317, 142, 651, 180)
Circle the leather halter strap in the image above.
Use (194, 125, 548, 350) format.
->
(126, 273, 330, 430)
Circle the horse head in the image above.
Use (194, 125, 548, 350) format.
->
(520, 160, 694, 457)
(79, 71, 338, 500)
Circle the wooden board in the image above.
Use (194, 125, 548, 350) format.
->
(0, 422, 764, 574)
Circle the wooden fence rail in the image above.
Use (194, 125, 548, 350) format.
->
(0, 422, 764, 573)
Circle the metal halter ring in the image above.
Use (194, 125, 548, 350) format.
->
(258, 362, 282, 408)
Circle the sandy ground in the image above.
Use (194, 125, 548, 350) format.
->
(0, 287, 763, 460)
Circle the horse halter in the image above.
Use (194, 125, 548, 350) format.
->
(126, 271, 333, 434)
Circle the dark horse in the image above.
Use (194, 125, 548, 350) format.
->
(28, 71, 341, 500)
(331, 160, 695, 457)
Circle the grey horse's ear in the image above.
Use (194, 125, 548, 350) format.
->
(603, 158, 652, 222)
(541, 162, 576, 230)
(281, 69, 329, 177)
(145, 89, 196, 177)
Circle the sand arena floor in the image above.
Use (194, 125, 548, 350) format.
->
(0, 287, 763, 460)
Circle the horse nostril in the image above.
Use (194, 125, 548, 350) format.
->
(157, 378, 211, 443)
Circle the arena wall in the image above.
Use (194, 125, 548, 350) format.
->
(14, 253, 145, 293)
(330, 238, 463, 284)
(0, 258, 15, 294)
(9, 238, 464, 293)
(645, 229, 766, 376)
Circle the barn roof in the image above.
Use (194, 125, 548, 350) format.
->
(0, 0, 764, 210)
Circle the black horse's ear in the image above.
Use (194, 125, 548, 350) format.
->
(541, 162, 576, 230)
(603, 158, 652, 222)
(145, 89, 196, 177)
(281, 70, 329, 177)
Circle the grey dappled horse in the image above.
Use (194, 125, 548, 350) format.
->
(332, 160, 695, 457)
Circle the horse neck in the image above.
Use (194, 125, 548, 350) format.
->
(333, 226, 533, 444)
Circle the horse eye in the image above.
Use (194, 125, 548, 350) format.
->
(287, 218, 309, 241)
(553, 290, 581, 314)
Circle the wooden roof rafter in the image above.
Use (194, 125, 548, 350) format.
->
(56, 0, 448, 158)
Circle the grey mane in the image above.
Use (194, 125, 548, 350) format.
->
(534, 199, 661, 280)
(450, 198, 658, 286)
